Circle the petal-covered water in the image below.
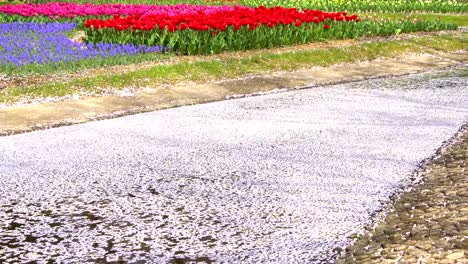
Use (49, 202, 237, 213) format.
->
(0, 69, 467, 263)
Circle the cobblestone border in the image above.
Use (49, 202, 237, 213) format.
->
(336, 124, 468, 263)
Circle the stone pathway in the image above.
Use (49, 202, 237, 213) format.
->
(337, 127, 468, 264)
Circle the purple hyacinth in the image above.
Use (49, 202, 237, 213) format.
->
(0, 22, 164, 67)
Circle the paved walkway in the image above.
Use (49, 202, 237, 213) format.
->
(0, 69, 467, 263)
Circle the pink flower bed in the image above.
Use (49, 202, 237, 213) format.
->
(0, 3, 246, 19)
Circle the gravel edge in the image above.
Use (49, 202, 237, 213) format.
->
(335, 124, 468, 263)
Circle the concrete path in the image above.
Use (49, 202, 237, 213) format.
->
(0, 68, 467, 263)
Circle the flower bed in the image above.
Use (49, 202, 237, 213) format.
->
(83, 6, 457, 55)
(240, 0, 468, 13)
(84, 6, 359, 54)
(21, 0, 468, 13)
(85, 6, 358, 31)
(0, 2, 461, 72)
(0, 22, 162, 70)
(0, 3, 245, 24)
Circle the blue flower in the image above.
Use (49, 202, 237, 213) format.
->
(0, 22, 164, 68)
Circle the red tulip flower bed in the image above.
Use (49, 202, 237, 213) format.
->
(84, 6, 360, 54)
(84, 6, 359, 31)
(83, 5, 457, 55)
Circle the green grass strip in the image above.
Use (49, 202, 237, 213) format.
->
(365, 13, 468, 27)
(1, 32, 466, 103)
